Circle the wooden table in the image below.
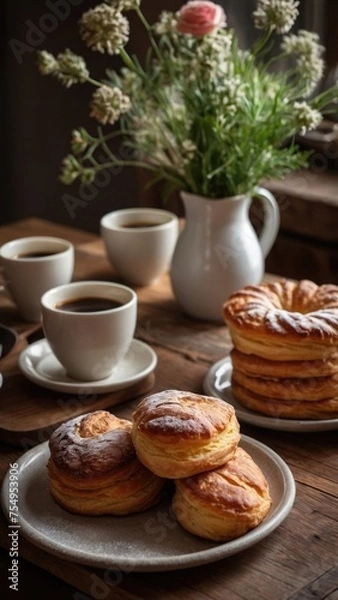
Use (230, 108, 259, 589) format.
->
(0, 218, 337, 600)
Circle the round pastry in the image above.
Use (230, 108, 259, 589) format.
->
(232, 368, 338, 401)
(223, 279, 338, 361)
(131, 390, 240, 479)
(231, 381, 338, 419)
(230, 348, 338, 378)
(48, 410, 165, 515)
(172, 447, 272, 541)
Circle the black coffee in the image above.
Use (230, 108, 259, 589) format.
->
(14, 250, 63, 259)
(122, 221, 158, 228)
(55, 297, 123, 313)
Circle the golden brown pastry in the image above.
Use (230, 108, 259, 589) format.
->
(48, 410, 165, 515)
(223, 279, 338, 419)
(223, 279, 338, 361)
(230, 348, 338, 379)
(132, 390, 240, 478)
(232, 368, 338, 401)
(172, 447, 272, 541)
(231, 381, 338, 419)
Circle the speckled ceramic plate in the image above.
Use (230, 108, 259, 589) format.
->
(203, 357, 338, 432)
(1, 436, 295, 572)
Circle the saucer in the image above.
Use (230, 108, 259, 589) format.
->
(19, 338, 157, 394)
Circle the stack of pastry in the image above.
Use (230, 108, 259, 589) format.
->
(223, 279, 338, 419)
(132, 390, 272, 542)
(48, 391, 272, 542)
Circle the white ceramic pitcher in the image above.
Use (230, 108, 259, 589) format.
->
(170, 186, 280, 322)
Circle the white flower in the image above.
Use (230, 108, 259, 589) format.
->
(60, 155, 94, 184)
(90, 85, 131, 124)
(181, 139, 197, 163)
(253, 0, 299, 34)
(49, 49, 89, 87)
(70, 128, 91, 154)
(281, 29, 325, 57)
(37, 50, 58, 75)
(295, 55, 324, 94)
(281, 30, 325, 93)
(192, 30, 232, 76)
(293, 101, 323, 135)
(153, 11, 178, 36)
(79, 4, 129, 54)
(107, 0, 140, 11)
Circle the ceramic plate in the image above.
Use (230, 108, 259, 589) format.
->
(203, 357, 338, 432)
(18, 338, 157, 394)
(1, 436, 295, 572)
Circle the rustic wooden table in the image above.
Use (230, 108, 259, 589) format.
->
(0, 218, 337, 600)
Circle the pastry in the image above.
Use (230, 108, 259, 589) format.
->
(232, 368, 338, 401)
(230, 348, 338, 378)
(132, 390, 240, 478)
(231, 381, 338, 419)
(223, 279, 338, 361)
(223, 279, 338, 419)
(172, 447, 272, 541)
(48, 410, 165, 515)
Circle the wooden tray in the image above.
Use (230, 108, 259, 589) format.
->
(0, 323, 155, 447)
(0, 372, 155, 447)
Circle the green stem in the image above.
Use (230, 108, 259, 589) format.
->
(87, 158, 186, 189)
(252, 26, 274, 58)
(118, 47, 140, 75)
(85, 76, 102, 87)
(135, 5, 163, 63)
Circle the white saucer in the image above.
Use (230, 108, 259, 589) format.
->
(18, 338, 157, 394)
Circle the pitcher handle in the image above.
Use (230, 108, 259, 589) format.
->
(254, 186, 280, 258)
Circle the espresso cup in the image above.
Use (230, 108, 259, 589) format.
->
(41, 281, 137, 381)
(100, 208, 179, 286)
(0, 236, 74, 322)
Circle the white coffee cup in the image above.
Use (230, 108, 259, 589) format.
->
(0, 236, 74, 322)
(100, 208, 179, 286)
(41, 280, 137, 381)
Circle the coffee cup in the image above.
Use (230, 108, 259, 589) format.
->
(100, 208, 179, 286)
(41, 280, 137, 381)
(0, 236, 74, 322)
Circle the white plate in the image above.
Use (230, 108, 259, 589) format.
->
(1, 436, 295, 572)
(18, 338, 157, 394)
(203, 357, 338, 432)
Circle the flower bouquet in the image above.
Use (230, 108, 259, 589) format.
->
(38, 0, 338, 200)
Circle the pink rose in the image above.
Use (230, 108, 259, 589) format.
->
(176, 1, 226, 38)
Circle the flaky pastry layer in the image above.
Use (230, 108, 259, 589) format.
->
(132, 390, 240, 478)
(48, 410, 165, 515)
(232, 381, 338, 419)
(230, 348, 338, 378)
(232, 367, 338, 401)
(48, 456, 164, 515)
(172, 447, 272, 541)
(49, 410, 136, 480)
(223, 280, 338, 360)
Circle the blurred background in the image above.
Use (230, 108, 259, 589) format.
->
(2, 0, 338, 234)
